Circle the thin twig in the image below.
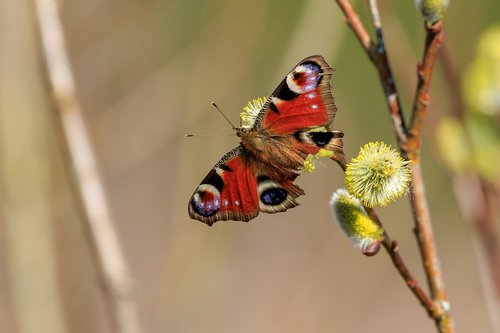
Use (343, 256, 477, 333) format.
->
(406, 23, 445, 152)
(368, 0, 408, 144)
(334, 1, 453, 331)
(402, 24, 448, 323)
(335, 0, 408, 145)
(32, 1, 142, 332)
(365, 208, 439, 317)
(335, 0, 374, 59)
(368, 0, 382, 30)
(404, 24, 449, 321)
(381, 13, 452, 333)
(333, 154, 437, 317)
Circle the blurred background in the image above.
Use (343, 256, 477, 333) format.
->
(1, 0, 499, 332)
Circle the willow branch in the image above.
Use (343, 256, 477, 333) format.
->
(335, 0, 374, 59)
(366, 208, 438, 317)
(32, 1, 142, 332)
(388, 18, 451, 332)
(335, 0, 407, 145)
(403, 21, 446, 303)
(406, 22, 445, 152)
(334, 1, 453, 331)
(333, 155, 437, 318)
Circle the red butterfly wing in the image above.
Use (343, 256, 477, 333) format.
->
(188, 147, 307, 226)
(253, 55, 337, 134)
(188, 147, 260, 225)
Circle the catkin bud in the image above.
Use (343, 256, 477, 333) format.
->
(330, 189, 384, 256)
(415, 0, 448, 24)
(345, 142, 411, 208)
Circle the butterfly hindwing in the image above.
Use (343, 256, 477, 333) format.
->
(188, 147, 308, 226)
(255, 173, 304, 214)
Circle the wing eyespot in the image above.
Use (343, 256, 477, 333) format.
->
(191, 184, 221, 217)
(286, 62, 323, 94)
(260, 188, 288, 206)
(257, 179, 299, 213)
(309, 131, 335, 147)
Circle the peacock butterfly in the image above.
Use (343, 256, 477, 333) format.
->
(188, 55, 344, 226)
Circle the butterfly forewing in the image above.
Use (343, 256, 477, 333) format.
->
(188, 147, 260, 225)
(254, 55, 337, 133)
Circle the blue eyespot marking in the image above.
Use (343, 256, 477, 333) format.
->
(260, 188, 288, 206)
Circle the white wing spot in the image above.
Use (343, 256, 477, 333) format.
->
(271, 96, 283, 105)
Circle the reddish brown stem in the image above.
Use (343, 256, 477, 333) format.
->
(334, 2, 453, 331)
(335, 0, 374, 59)
(404, 21, 446, 295)
(383, 239, 439, 316)
(406, 23, 445, 153)
(335, 0, 407, 145)
(332, 154, 437, 318)
(399, 21, 452, 332)
(365, 208, 439, 317)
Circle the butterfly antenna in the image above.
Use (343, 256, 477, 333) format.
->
(184, 133, 236, 137)
(212, 102, 238, 131)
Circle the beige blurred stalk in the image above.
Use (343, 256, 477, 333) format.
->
(0, 1, 68, 331)
(32, 0, 142, 332)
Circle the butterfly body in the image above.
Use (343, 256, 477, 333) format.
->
(239, 129, 303, 177)
(189, 55, 344, 226)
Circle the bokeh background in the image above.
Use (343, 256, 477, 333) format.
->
(1, 0, 500, 332)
